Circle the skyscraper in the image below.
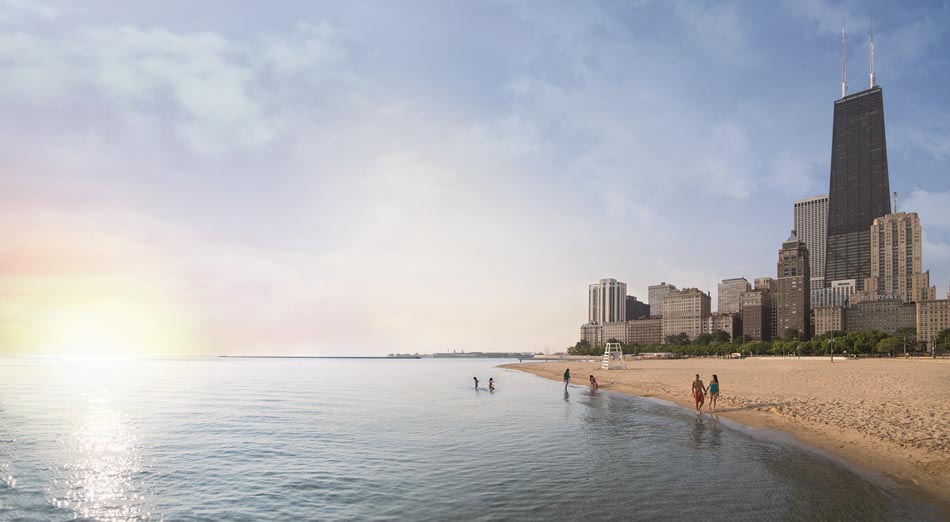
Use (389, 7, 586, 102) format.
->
(775, 231, 811, 339)
(825, 22, 891, 290)
(794, 195, 828, 290)
(588, 278, 626, 325)
(824, 86, 891, 290)
(863, 212, 936, 303)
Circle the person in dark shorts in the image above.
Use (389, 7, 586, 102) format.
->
(563, 368, 571, 390)
(474, 377, 479, 389)
(489, 378, 495, 392)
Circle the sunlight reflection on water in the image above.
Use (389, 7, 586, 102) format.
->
(48, 389, 148, 521)
(0, 357, 944, 521)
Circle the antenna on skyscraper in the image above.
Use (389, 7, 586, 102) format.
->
(841, 19, 847, 98)
(893, 191, 897, 213)
(869, 17, 876, 88)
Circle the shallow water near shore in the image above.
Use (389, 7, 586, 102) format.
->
(0, 357, 943, 521)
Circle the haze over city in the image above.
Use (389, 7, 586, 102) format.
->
(1, 0, 948, 356)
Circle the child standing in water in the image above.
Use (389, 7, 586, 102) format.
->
(563, 368, 570, 390)
(589, 375, 598, 391)
(489, 378, 495, 392)
(473, 377, 479, 389)
(707, 374, 719, 412)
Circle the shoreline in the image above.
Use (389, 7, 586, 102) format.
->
(500, 358, 950, 509)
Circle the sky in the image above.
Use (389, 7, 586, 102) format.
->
(0, 0, 948, 357)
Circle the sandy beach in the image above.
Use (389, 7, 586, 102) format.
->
(502, 357, 950, 503)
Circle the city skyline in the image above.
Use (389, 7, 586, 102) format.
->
(1, 1, 949, 356)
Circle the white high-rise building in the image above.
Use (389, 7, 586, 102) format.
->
(794, 195, 828, 290)
(811, 279, 856, 308)
(718, 277, 751, 314)
(589, 278, 627, 325)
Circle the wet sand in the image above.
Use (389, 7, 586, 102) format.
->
(501, 357, 950, 504)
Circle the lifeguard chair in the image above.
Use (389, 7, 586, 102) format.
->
(601, 342, 627, 370)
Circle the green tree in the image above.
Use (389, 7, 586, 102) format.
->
(841, 330, 888, 355)
(816, 330, 844, 341)
(875, 336, 900, 356)
(936, 329, 950, 353)
(741, 341, 768, 356)
(711, 330, 731, 344)
(568, 339, 592, 355)
(665, 332, 689, 346)
(895, 327, 917, 354)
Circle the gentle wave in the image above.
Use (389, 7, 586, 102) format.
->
(0, 357, 943, 521)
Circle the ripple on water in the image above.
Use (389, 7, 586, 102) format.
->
(0, 358, 945, 521)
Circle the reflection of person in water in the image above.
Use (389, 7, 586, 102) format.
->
(691, 414, 722, 449)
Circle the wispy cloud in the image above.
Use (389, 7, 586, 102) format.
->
(0, 1, 947, 354)
(0, 21, 354, 155)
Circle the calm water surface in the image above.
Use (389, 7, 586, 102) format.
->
(0, 357, 943, 521)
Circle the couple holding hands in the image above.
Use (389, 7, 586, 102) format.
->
(691, 374, 720, 413)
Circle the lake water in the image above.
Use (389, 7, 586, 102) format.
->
(0, 357, 943, 521)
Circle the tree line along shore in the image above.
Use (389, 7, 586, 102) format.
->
(568, 328, 950, 358)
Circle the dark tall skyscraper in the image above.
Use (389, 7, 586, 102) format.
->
(824, 86, 891, 290)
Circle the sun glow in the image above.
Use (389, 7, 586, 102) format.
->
(38, 300, 178, 357)
(1, 279, 197, 358)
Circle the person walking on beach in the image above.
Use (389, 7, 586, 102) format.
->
(474, 377, 479, 389)
(563, 368, 571, 390)
(489, 378, 495, 392)
(589, 375, 598, 391)
(707, 374, 720, 412)
(691, 374, 705, 414)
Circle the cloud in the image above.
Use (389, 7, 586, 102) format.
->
(903, 190, 950, 231)
(901, 190, 950, 293)
(0, 0, 63, 21)
(768, 150, 827, 196)
(671, 0, 749, 61)
(0, 2, 946, 354)
(877, 16, 942, 78)
(784, 0, 849, 34)
(902, 127, 950, 160)
(690, 121, 757, 199)
(0, 22, 353, 155)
